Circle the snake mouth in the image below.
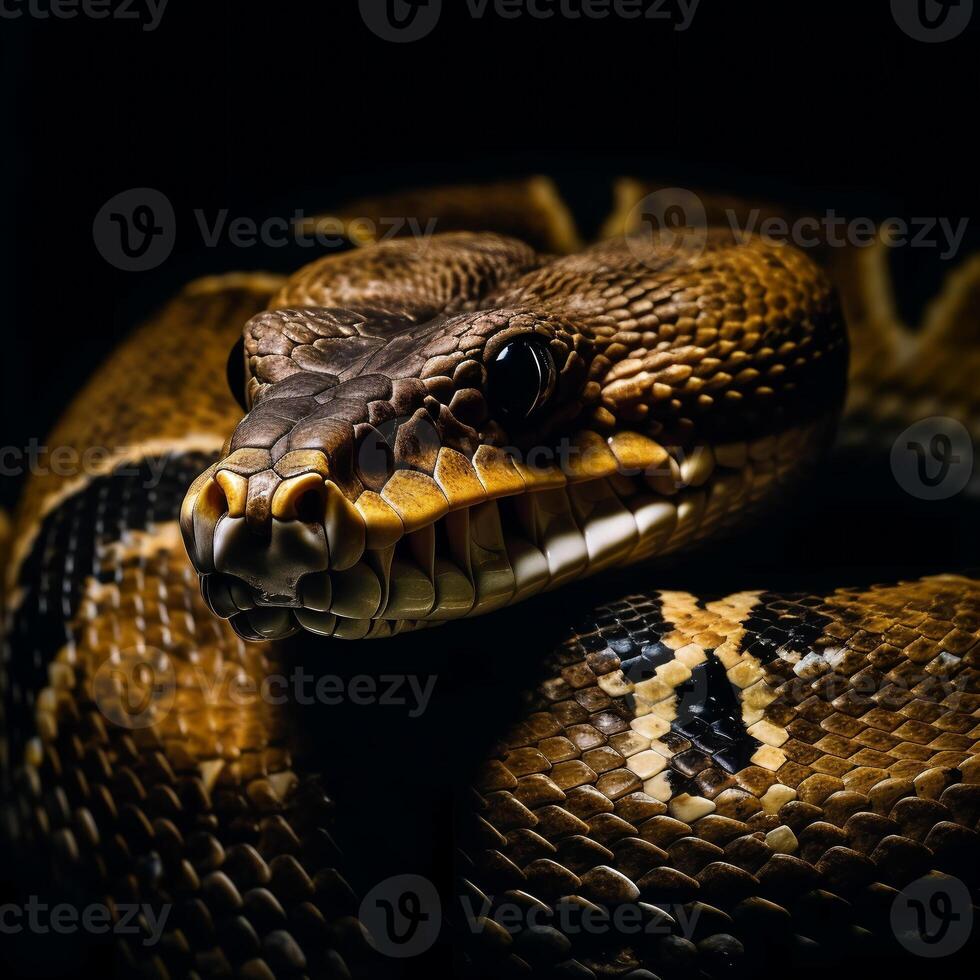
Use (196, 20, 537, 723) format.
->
(183, 418, 833, 641)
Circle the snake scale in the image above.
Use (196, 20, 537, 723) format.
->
(2, 177, 978, 979)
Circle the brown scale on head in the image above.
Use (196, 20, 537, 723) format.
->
(181, 228, 847, 641)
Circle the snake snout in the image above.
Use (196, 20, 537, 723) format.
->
(180, 454, 369, 639)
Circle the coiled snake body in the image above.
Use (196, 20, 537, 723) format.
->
(2, 178, 978, 978)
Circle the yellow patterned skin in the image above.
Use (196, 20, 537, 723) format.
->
(463, 576, 979, 977)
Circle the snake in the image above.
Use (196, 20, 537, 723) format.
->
(2, 177, 978, 979)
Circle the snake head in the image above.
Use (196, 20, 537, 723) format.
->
(181, 231, 847, 641)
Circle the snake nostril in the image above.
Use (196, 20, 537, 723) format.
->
(214, 470, 247, 518)
(271, 472, 327, 523)
(294, 488, 324, 524)
(199, 475, 229, 520)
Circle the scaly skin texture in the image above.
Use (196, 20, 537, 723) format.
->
(458, 578, 980, 977)
(1, 178, 978, 980)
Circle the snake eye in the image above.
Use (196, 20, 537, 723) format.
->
(488, 335, 557, 425)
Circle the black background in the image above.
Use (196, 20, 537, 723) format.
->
(1, 2, 979, 977)
(1, 0, 979, 509)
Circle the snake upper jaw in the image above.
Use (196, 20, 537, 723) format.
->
(182, 411, 840, 642)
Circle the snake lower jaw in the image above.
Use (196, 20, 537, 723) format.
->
(189, 417, 835, 642)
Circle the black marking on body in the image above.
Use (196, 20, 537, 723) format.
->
(1, 453, 217, 770)
(666, 651, 758, 794)
(610, 594, 763, 796)
(572, 591, 669, 658)
(742, 592, 832, 664)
